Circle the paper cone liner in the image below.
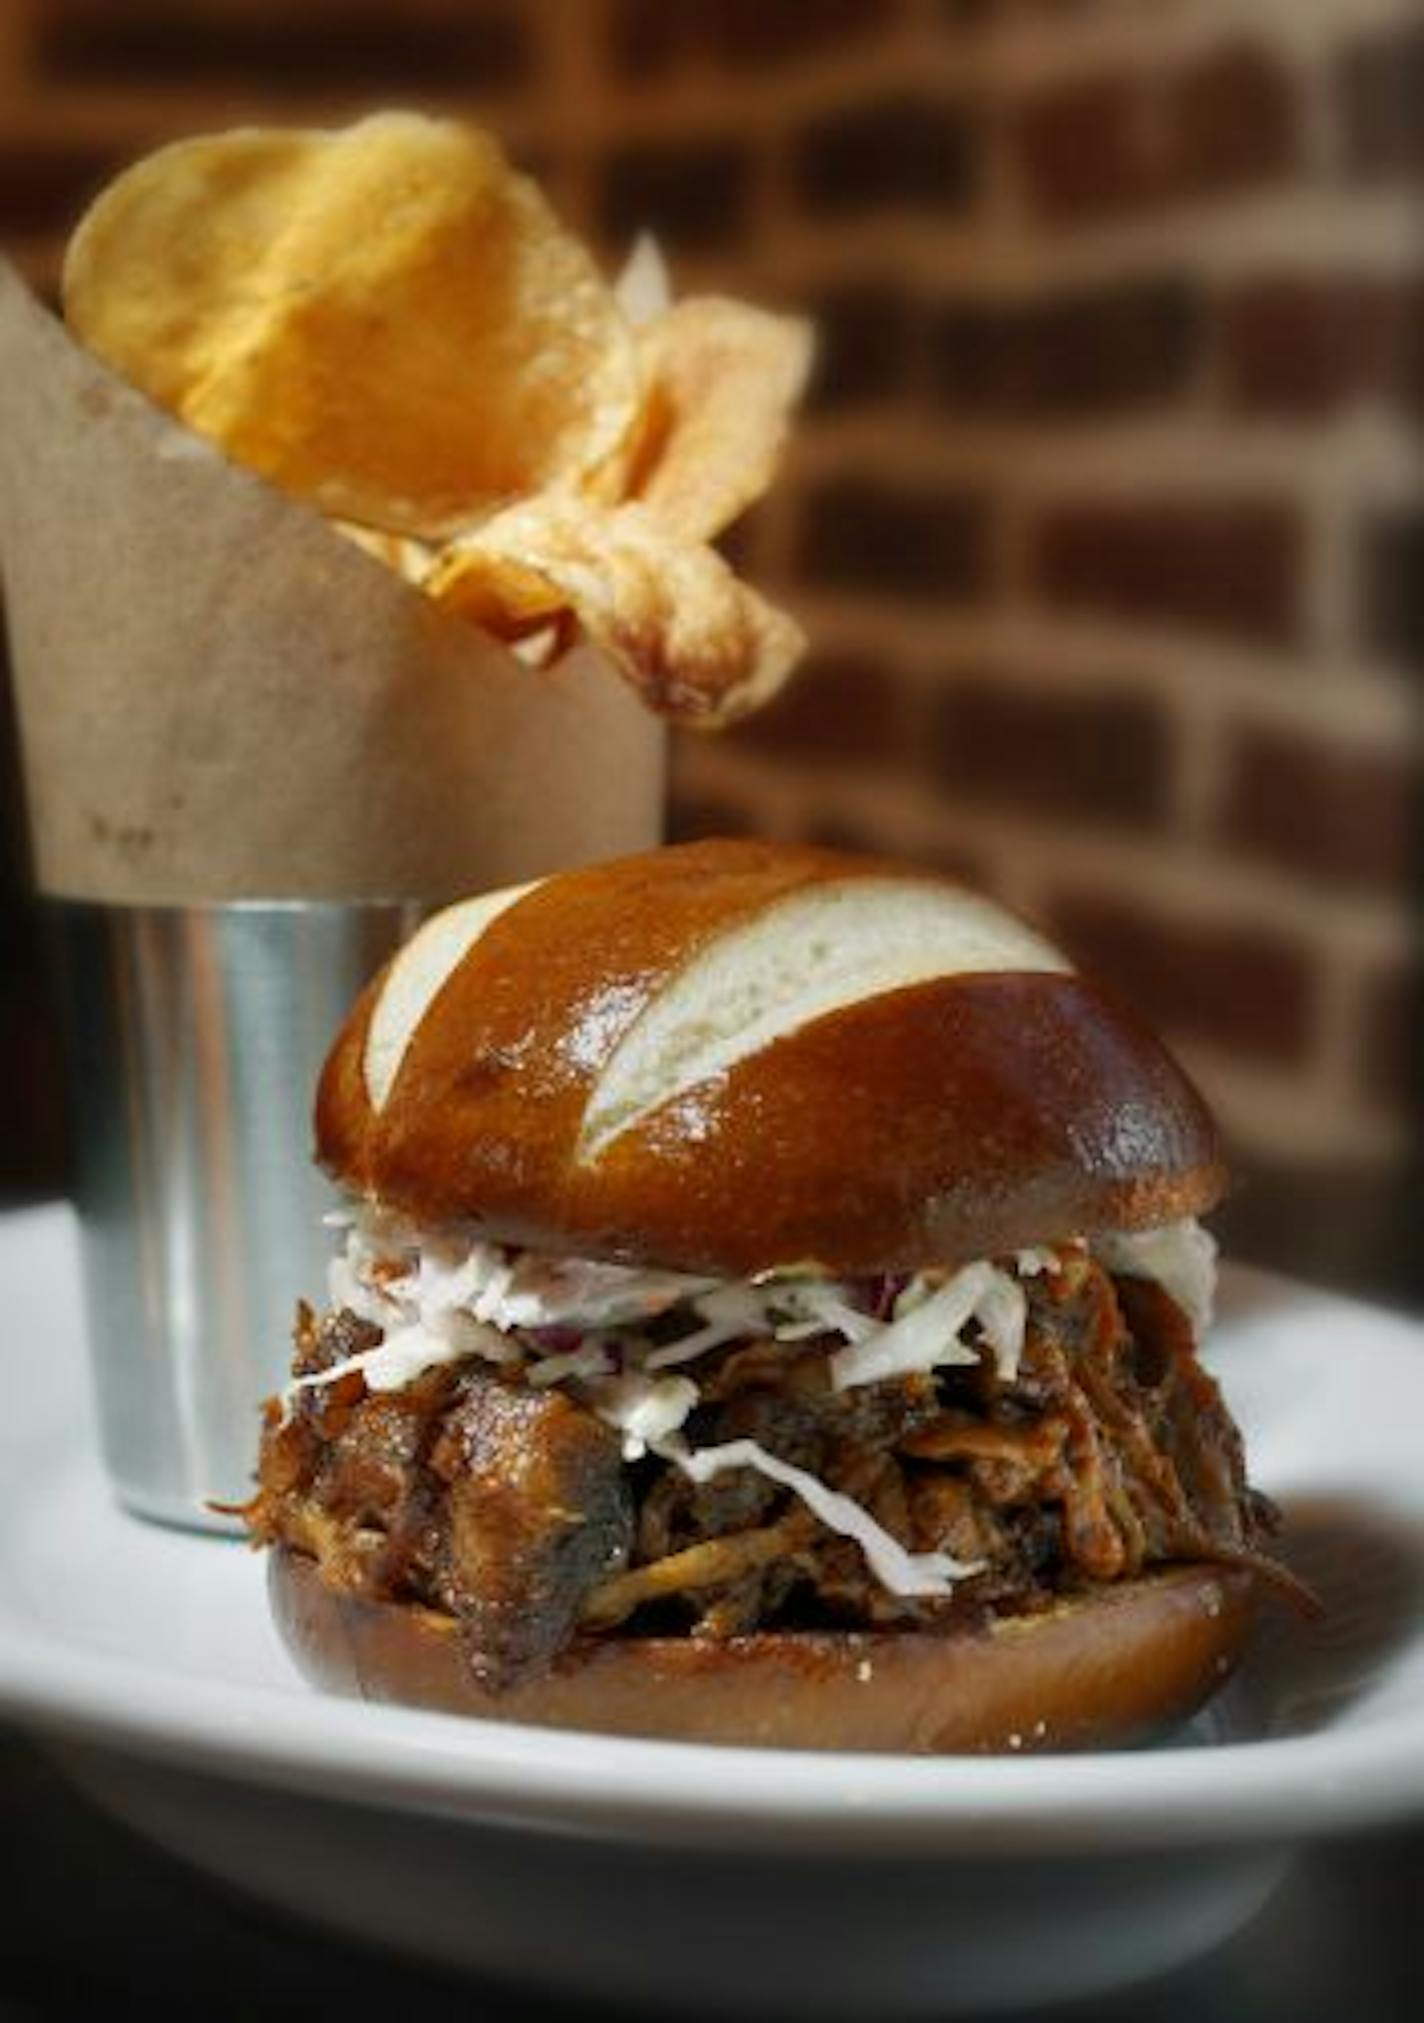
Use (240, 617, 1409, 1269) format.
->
(0, 261, 666, 904)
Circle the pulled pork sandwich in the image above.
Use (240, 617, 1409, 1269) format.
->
(247, 838, 1291, 1752)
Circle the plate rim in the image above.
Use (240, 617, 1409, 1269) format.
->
(4, 1609, 1424, 1855)
(4, 1203, 1424, 1857)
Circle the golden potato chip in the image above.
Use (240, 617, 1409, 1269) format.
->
(426, 501, 803, 726)
(334, 520, 432, 582)
(613, 233, 671, 328)
(63, 113, 643, 537)
(629, 298, 813, 543)
(339, 514, 574, 663)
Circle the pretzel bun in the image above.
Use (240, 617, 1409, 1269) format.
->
(316, 837, 1223, 1273)
(271, 1548, 1253, 1753)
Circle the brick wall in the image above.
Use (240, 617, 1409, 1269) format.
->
(0, 0, 1419, 1206)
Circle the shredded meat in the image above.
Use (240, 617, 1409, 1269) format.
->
(580, 1512, 814, 1631)
(251, 1312, 631, 1686)
(426, 1374, 633, 1682)
(246, 1258, 1279, 1687)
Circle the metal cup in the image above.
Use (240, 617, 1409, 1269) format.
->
(49, 899, 423, 1532)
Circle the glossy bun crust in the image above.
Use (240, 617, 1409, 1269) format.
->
(317, 838, 1225, 1274)
(271, 1548, 1253, 1753)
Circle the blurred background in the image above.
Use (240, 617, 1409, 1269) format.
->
(0, 0, 1418, 1299)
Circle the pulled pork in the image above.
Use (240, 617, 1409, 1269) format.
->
(246, 1252, 1276, 1689)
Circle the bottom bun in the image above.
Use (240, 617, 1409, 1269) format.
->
(270, 1548, 1254, 1754)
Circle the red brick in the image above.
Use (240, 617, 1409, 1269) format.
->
(1173, 44, 1298, 199)
(0, 139, 135, 235)
(607, 0, 701, 77)
(732, 652, 906, 764)
(1359, 961, 1424, 1111)
(932, 679, 1171, 830)
(914, 836, 992, 889)
(927, 303, 1014, 412)
(35, 1, 531, 92)
(1032, 500, 1303, 648)
(609, 0, 896, 77)
(805, 282, 919, 412)
(940, 0, 995, 29)
(1020, 278, 1203, 414)
(1014, 77, 1143, 223)
(797, 812, 991, 890)
(796, 478, 992, 603)
(795, 811, 893, 857)
(1016, 42, 1297, 225)
(1210, 1164, 1424, 1305)
(1402, 286, 1424, 415)
(715, 507, 768, 578)
(666, 787, 759, 845)
(793, 96, 978, 216)
(931, 278, 1201, 417)
(599, 138, 754, 254)
(1048, 893, 1318, 1066)
(796, 813, 873, 853)
(1339, 24, 1424, 179)
(709, 0, 901, 70)
(1219, 727, 1416, 895)
(1361, 512, 1424, 670)
(1222, 279, 1419, 417)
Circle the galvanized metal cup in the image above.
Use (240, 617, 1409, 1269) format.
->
(49, 899, 422, 1533)
(1, 267, 668, 1537)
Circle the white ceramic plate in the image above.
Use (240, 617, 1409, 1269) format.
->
(3, 1203, 1423, 2015)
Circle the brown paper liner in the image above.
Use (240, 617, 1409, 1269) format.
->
(0, 261, 665, 904)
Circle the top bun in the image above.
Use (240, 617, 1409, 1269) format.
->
(317, 838, 1225, 1274)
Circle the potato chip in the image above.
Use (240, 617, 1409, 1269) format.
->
(426, 500, 803, 727)
(64, 113, 643, 537)
(334, 520, 432, 583)
(613, 233, 672, 329)
(628, 298, 813, 543)
(65, 114, 813, 724)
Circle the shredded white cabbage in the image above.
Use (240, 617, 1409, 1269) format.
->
(289, 1311, 511, 1401)
(644, 1282, 768, 1370)
(830, 1263, 1006, 1390)
(972, 1271, 1028, 1382)
(326, 1208, 715, 1345)
(772, 1278, 880, 1346)
(287, 1206, 1217, 1604)
(1014, 1245, 1060, 1277)
(525, 1343, 616, 1389)
(593, 1373, 699, 1459)
(666, 1438, 980, 1598)
(496, 1254, 716, 1330)
(1093, 1221, 1217, 1335)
